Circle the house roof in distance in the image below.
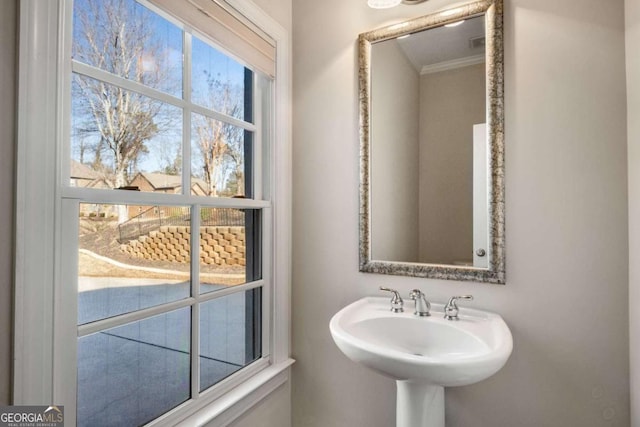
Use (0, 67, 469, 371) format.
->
(70, 160, 100, 180)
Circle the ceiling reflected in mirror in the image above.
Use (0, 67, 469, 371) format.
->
(395, 15, 485, 73)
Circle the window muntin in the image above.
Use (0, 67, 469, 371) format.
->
(68, 0, 272, 425)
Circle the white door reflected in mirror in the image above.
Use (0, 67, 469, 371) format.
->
(473, 123, 488, 268)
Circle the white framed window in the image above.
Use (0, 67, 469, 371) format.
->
(15, 1, 292, 426)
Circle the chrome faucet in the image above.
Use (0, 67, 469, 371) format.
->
(444, 295, 473, 320)
(379, 286, 404, 313)
(409, 289, 430, 317)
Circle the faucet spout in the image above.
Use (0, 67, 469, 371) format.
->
(409, 289, 431, 317)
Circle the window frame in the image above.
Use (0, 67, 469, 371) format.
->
(14, 0, 292, 425)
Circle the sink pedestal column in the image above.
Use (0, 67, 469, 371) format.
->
(396, 381, 444, 427)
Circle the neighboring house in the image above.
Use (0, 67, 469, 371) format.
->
(126, 172, 209, 219)
(70, 169, 210, 220)
(191, 180, 208, 196)
(70, 159, 99, 188)
(128, 172, 182, 194)
(70, 160, 111, 190)
(71, 160, 115, 217)
(128, 172, 209, 196)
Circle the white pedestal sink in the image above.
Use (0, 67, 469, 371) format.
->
(329, 297, 513, 427)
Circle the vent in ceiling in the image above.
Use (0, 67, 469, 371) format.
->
(469, 36, 486, 49)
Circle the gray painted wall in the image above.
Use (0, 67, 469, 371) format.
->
(222, 381, 291, 427)
(0, 0, 16, 406)
(626, 0, 639, 424)
(292, 0, 629, 426)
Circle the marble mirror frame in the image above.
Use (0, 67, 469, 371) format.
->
(358, 0, 505, 284)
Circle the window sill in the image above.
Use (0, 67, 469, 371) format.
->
(174, 358, 295, 426)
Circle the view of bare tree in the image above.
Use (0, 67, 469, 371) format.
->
(72, 0, 180, 219)
(193, 72, 247, 197)
(72, 0, 248, 206)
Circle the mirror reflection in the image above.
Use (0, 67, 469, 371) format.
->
(370, 15, 487, 267)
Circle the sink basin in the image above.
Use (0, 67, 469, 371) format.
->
(329, 296, 513, 426)
(329, 296, 512, 386)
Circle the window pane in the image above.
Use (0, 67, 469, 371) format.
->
(72, 0, 183, 97)
(200, 289, 261, 391)
(199, 209, 261, 295)
(77, 307, 191, 426)
(71, 74, 183, 193)
(190, 113, 252, 198)
(78, 203, 191, 325)
(191, 36, 252, 122)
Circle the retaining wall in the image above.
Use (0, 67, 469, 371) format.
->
(120, 225, 246, 266)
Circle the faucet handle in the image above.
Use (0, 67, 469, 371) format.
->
(379, 286, 404, 313)
(444, 295, 473, 320)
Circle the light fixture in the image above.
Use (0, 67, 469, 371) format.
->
(368, 0, 429, 8)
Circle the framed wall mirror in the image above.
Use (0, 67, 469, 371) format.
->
(358, 0, 505, 283)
